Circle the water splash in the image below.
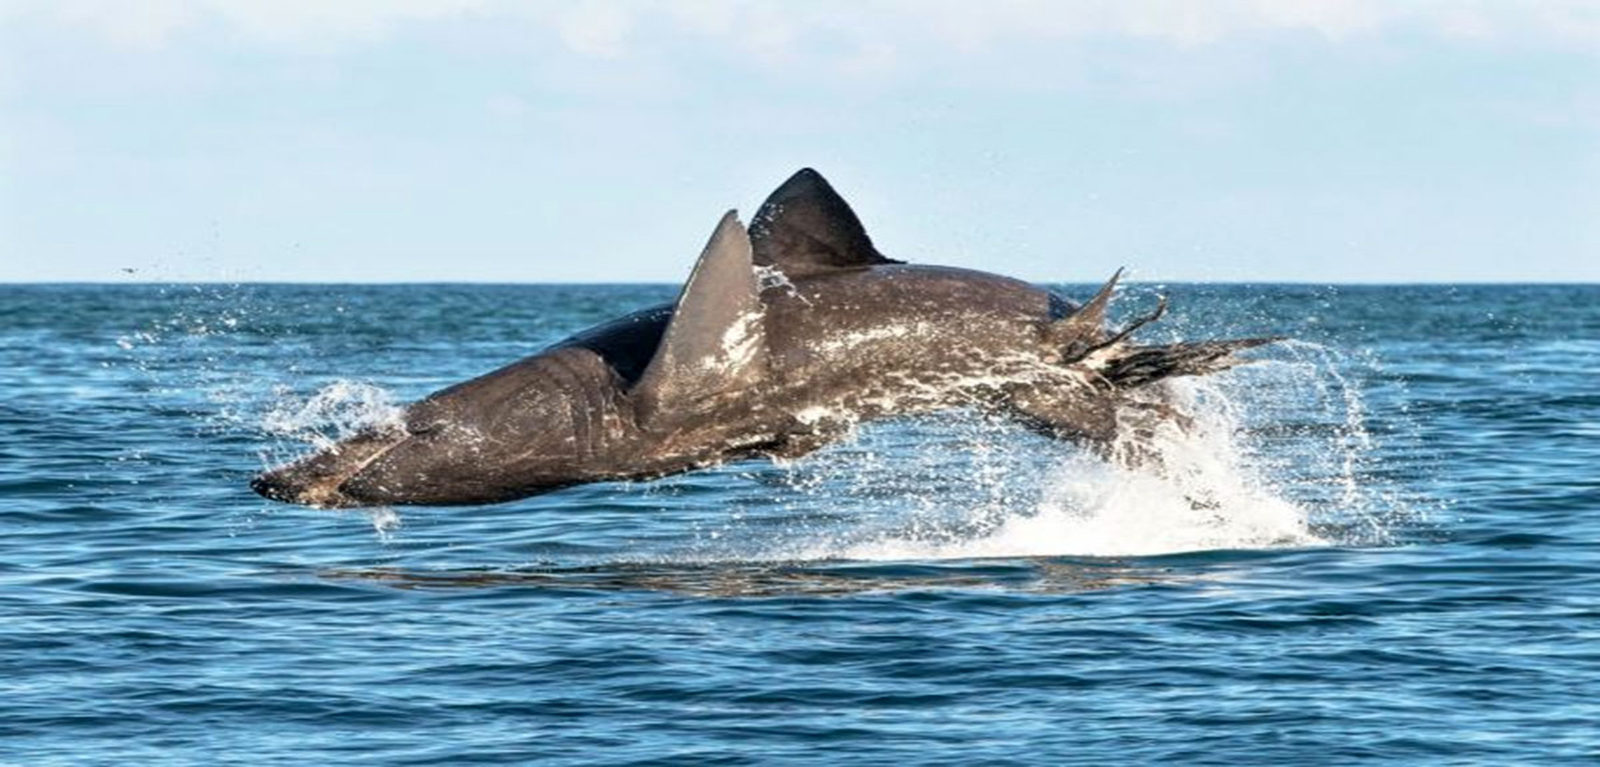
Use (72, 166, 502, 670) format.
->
(104, 282, 1419, 557)
(367, 506, 404, 539)
(259, 379, 403, 451)
(258, 380, 408, 536)
(107, 284, 414, 538)
(688, 340, 1414, 561)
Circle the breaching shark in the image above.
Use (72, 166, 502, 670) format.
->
(253, 169, 1273, 508)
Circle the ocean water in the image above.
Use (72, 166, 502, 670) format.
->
(1, 282, 1596, 765)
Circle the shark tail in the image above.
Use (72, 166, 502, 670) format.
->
(1052, 270, 1280, 391)
(1009, 272, 1280, 444)
(1098, 336, 1282, 390)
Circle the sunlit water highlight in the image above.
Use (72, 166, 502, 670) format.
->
(2, 283, 1595, 765)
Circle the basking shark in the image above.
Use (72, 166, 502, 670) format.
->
(253, 169, 1271, 508)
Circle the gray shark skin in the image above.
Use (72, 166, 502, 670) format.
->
(253, 169, 1273, 508)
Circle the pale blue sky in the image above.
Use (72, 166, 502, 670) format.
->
(2, 1, 1596, 283)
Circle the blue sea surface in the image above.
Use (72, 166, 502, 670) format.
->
(1, 282, 1596, 765)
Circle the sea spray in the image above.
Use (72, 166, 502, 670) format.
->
(104, 282, 1418, 554)
(259, 379, 404, 451)
(683, 340, 1414, 561)
(258, 380, 408, 535)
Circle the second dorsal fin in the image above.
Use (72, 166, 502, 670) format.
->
(748, 168, 902, 276)
(632, 211, 767, 424)
(1047, 269, 1121, 358)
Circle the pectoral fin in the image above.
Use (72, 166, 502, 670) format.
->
(632, 211, 768, 424)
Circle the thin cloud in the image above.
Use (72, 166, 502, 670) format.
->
(558, 1, 633, 58)
(10, 0, 1597, 54)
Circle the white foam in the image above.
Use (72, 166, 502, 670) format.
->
(719, 342, 1410, 561)
(825, 444, 1318, 561)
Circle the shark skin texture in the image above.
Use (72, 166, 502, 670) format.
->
(253, 169, 1274, 508)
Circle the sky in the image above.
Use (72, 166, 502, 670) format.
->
(1, 1, 1597, 283)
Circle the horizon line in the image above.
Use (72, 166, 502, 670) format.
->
(3, 279, 1598, 288)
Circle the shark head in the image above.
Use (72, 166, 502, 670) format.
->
(251, 348, 616, 507)
(250, 209, 769, 509)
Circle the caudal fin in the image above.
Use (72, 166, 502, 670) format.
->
(1051, 271, 1279, 391)
(1009, 275, 1280, 446)
(1100, 336, 1281, 389)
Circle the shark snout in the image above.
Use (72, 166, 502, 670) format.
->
(249, 470, 296, 502)
(252, 428, 409, 508)
(250, 464, 362, 508)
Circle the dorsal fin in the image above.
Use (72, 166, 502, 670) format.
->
(748, 168, 902, 276)
(1047, 269, 1122, 359)
(632, 211, 767, 424)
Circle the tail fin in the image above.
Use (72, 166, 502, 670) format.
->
(1100, 336, 1281, 389)
(1051, 270, 1279, 391)
(1009, 274, 1280, 447)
